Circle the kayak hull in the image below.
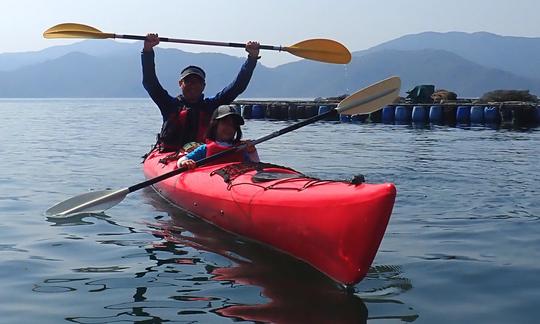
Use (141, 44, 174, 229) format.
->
(143, 150, 396, 285)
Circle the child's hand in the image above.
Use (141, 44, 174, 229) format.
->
(177, 159, 197, 170)
(243, 140, 257, 153)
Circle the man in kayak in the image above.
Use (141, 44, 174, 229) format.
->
(142, 34, 260, 152)
(177, 104, 259, 169)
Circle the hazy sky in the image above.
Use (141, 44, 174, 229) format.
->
(3, 0, 540, 66)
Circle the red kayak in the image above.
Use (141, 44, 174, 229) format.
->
(143, 149, 396, 285)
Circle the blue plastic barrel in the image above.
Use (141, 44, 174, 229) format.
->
(271, 104, 285, 120)
(369, 109, 382, 123)
(381, 105, 395, 123)
(265, 105, 277, 119)
(305, 105, 317, 118)
(280, 105, 289, 120)
(395, 105, 412, 123)
(429, 105, 444, 124)
(251, 104, 266, 119)
(241, 105, 252, 119)
(318, 105, 331, 115)
(483, 106, 500, 124)
(340, 114, 351, 123)
(412, 106, 427, 123)
(287, 105, 298, 120)
(265, 105, 273, 119)
(470, 106, 484, 124)
(271, 104, 286, 120)
(456, 106, 471, 124)
(352, 114, 368, 123)
(500, 106, 513, 123)
(296, 105, 306, 119)
(443, 106, 457, 125)
(318, 105, 339, 121)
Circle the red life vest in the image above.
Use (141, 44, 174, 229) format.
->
(159, 107, 212, 151)
(205, 141, 245, 165)
(195, 110, 212, 142)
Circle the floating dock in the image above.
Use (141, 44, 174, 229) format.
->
(233, 100, 540, 127)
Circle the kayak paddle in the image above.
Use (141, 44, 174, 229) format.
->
(46, 76, 400, 217)
(43, 23, 351, 64)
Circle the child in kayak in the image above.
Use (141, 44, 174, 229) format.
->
(177, 105, 259, 169)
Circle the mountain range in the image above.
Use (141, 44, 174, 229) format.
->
(1, 31, 539, 98)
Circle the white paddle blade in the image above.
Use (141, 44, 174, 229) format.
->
(337, 76, 401, 115)
(46, 188, 129, 217)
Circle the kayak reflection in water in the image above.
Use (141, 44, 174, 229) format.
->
(177, 105, 259, 169)
(144, 192, 368, 324)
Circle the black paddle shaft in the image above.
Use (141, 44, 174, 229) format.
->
(128, 109, 338, 193)
(118, 34, 277, 50)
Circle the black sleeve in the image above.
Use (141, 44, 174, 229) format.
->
(141, 50, 177, 119)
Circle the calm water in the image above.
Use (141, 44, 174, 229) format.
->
(1, 99, 539, 323)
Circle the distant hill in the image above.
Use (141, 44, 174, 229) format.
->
(1, 32, 540, 98)
(354, 49, 540, 97)
(0, 52, 141, 97)
(369, 31, 540, 79)
(0, 40, 140, 72)
(0, 47, 275, 98)
(246, 48, 540, 98)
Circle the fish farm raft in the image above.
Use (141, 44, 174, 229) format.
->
(233, 100, 540, 128)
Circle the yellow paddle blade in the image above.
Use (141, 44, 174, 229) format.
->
(43, 23, 114, 39)
(337, 76, 401, 115)
(285, 39, 352, 64)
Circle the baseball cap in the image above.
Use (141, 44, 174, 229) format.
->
(212, 105, 244, 125)
(179, 65, 206, 81)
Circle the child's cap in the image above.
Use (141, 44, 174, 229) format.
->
(213, 105, 244, 125)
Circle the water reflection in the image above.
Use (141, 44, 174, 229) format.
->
(46, 213, 107, 226)
(355, 265, 419, 322)
(41, 188, 418, 322)
(143, 189, 369, 323)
